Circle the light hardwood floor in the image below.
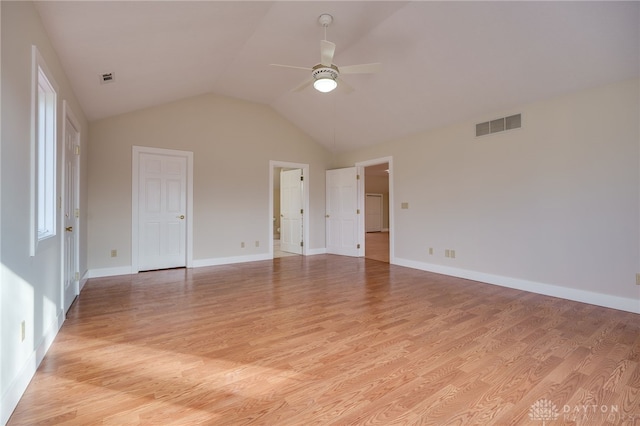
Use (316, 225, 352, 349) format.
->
(8, 256, 640, 425)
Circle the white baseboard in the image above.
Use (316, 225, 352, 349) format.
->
(87, 251, 335, 278)
(86, 266, 133, 279)
(306, 248, 327, 256)
(1, 309, 65, 425)
(192, 253, 272, 268)
(393, 257, 639, 314)
(79, 269, 89, 292)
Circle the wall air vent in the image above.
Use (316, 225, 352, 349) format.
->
(99, 72, 115, 84)
(476, 114, 521, 137)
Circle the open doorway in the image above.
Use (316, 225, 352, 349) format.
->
(270, 161, 309, 259)
(362, 161, 391, 263)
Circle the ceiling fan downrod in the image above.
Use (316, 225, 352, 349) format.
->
(318, 13, 333, 41)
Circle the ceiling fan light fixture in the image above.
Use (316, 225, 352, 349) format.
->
(312, 66, 338, 93)
(313, 77, 337, 93)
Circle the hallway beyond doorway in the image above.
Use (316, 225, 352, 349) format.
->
(365, 231, 389, 263)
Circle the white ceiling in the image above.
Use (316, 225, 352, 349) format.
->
(35, 1, 639, 153)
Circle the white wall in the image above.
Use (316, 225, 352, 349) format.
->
(88, 93, 332, 274)
(338, 79, 640, 313)
(1, 2, 89, 423)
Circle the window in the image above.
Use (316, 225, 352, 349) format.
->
(31, 46, 58, 255)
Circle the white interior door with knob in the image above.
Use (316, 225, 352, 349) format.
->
(280, 169, 303, 254)
(326, 167, 361, 257)
(62, 105, 80, 313)
(136, 150, 188, 271)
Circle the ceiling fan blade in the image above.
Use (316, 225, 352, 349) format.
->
(337, 77, 354, 94)
(270, 64, 313, 71)
(339, 63, 381, 74)
(291, 78, 314, 92)
(320, 40, 336, 67)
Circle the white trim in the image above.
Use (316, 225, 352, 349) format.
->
(306, 248, 327, 256)
(1, 309, 64, 426)
(132, 146, 194, 272)
(192, 254, 272, 268)
(30, 45, 59, 256)
(86, 266, 135, 279)
(269, 161, 310, 259)
(356, 156, 394, 262)
(393, 257, 640, 314)
(79, 270, 89, 292)
(89, 254, 273, 277)
(60, 100, 81, 311)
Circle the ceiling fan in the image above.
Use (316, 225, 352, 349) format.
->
(270, 14, 381, 93)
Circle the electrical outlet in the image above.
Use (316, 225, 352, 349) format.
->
(255, 241, 260, 248)
(21, 320, 26, 342)
(636, 273, 640, 286)
(241, 242, 245, 248)
(429, 247, 433, 255)
(451, 250, 456, 259)
(110, 249, 117, 258)
(445, 249, 450, 258)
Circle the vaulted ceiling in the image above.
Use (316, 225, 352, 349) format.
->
(35, 1, 639, 152)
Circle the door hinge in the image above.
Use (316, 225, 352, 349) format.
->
(75, 208, 80, 218)
(74, 145, 80, 155)
(300, 176, 304, 181)
(74, 272, 79, 281)
(357, 243, 361, 249)
(357, 174, 360, 180)
(300, 241, 304, 247)
(357, 209, 360, 214)
(300, 208, 304, 215)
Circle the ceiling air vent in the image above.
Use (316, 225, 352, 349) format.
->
(476, 114, 521, 137)
(99, 72, 115, 84)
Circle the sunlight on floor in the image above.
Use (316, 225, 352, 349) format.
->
(38, 335, 311, 423)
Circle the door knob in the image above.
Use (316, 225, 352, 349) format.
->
(177, 215, 185, 219)
(65, 226, 73, 232)
(325, 214, 330, 218)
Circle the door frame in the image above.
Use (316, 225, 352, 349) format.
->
(269, 160, 309, 258)
(356, 156, 394, 263)
(132, 146, 194, 273)
(279, 168, 304, 255)
(60, 100, 81, 312)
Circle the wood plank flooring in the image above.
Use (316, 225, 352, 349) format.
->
(8, 255, 640, 425)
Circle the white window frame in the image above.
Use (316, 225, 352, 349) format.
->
(30, 46, 59, 256)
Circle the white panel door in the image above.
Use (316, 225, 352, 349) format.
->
(63, 115, 80, 313)
(326, 167, 360, 257)
(365, 194, 383, 232)
(280, 169, 303, 254)
(138, 153, 187, 271)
